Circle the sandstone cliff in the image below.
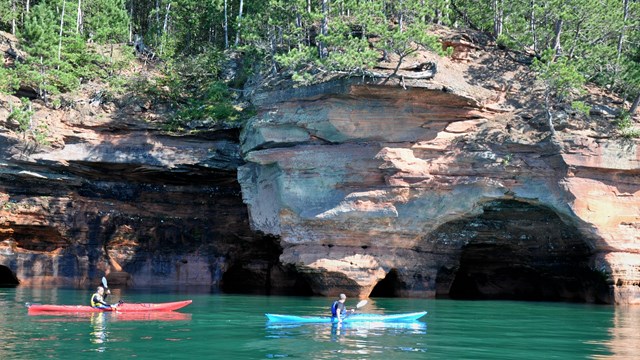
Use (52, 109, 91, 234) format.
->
(1, 30, 639, 304)
(238, 34, 640, 304)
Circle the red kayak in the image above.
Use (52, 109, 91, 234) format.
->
(27, 300, 192, 313)
(29, 311, 192, 322)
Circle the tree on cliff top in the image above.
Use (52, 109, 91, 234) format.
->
(2, 0, 639, 135)
(532, 49, 585, 136)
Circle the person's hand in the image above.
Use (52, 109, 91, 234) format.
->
(106, 289, 111, 295)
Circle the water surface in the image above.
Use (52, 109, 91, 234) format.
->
(1, 287, 639, 359)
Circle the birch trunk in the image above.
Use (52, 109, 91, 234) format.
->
(319, 0, 328, 59)
(224, 0, 228, 49)
(76, 0, 82, 34)
(234, 0, 244, 46)
(553, 19, 563, 57)
(58, 0, 66, 63)
(617, 0, 629, 61)
(11, 0, 16, 35)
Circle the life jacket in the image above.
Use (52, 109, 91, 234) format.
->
(331, 300, 342, 317)
(91, 293, 104, 307)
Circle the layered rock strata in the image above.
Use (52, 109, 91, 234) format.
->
(239, 73, 639, 303)
(0, 97, 305, 293)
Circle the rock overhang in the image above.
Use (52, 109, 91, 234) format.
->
(239, 77, 640, 304)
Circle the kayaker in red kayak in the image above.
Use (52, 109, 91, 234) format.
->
(90, 286, 117, 310)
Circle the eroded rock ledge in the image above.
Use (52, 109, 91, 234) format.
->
(239, 71, 640, 304)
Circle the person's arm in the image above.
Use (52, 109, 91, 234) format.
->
(92, 294, 109, 306)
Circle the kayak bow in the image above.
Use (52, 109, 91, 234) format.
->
(27, 300, 192, 313)
(265, 311, 427, 323)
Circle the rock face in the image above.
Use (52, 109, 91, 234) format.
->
(0, 93, 306, 294)
(1, 35, 639, 304)
(239, 56, 640, 304)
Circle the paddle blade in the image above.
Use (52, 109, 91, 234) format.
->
(356, 300, 368, 308)
(101, 276, 108, 288)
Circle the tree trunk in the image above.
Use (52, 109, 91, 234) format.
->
(630, 92, 640, 116)
(318, 0, 328, 59)
(76, 0, 82, 34)
(234, 0, 244, 46)
(160, 3, 171, 54)
(129, 3, 133, 43)
(224, 0, 228, 49)
(493, 0, 503, 38)
(11, 0, 16, 35)
(617, 0, 629, 61)
(162, 3, 171, 34)
(545, 89, 556, 135)
(530, 0, 537, 53)
(567, 21, 582, 59)
(399, 0, 404, 32)
(156, 0, 161, 37)
(553, 19, 563, 57)
(58, 0, 66, 63)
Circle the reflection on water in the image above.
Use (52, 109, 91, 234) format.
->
(594, 306, 640, 359)
(265, 320, 428, 358)
(4, 288, 640, 359)
(90, 313, 108, 352)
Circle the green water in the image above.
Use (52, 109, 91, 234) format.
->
(1, 287, 639, 359)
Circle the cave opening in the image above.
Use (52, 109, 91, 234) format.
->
(437, 200, 611, 303)
(370, 269, 401, 297)
(221, 263, 313, 296)
(0, 265, 20, 287)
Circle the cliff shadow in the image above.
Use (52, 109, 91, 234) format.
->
(0, 265, 19, 287)
(431, 199, 611, 303)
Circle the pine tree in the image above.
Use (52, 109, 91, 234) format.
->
(83, 0, 128, 43)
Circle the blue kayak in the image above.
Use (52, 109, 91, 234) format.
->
(265, 311, 427, 323)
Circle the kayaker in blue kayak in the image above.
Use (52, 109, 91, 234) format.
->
(91, 286, 116, 309)
(331, 294, 355, 323)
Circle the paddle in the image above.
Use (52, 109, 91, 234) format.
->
(101, 276, 121, 308)
(343, 300, 368, 319)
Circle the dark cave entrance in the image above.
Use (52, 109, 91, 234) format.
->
(221, 263, 313, 296)
(436, 200, 611, 303)
(370, 269, 401, 297)
(219, 234, 314, 296)
(0, 265, 19, 287)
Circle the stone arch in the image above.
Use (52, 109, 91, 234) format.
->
(0, 265, 19, 287)
(434, 199, 611, 303)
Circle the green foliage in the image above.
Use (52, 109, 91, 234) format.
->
(14, 1, 118, 98)
(7, 97, 51, 147)
(0, 0, 13, 33)
(8, 98, 35, 136)
(571, 101, 591, 116)
(83, 0, 129, 43)
(532, 50, 585, 100)
(616, 112, 640, 139)
(0, 67, 19, 94)
(3, 0, 640, 138)
(130, 49, 248, 130)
